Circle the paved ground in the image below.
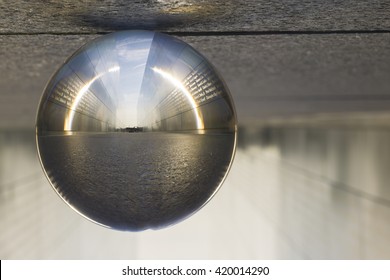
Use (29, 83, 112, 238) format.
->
(38, 132, 235, 230)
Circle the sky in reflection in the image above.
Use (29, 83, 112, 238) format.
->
(37, 31, 235, 134)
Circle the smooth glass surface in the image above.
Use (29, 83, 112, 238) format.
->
(36, 31, 236, 231)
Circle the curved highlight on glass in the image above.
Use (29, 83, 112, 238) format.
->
(152, 67, 204, 130)
(64, 66, 120, 132)
(36, 31, 237, 231)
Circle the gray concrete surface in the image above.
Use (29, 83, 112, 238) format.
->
(2, 33, 390, 129)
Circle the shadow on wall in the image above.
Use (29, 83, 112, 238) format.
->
(25, 0, 237, 31)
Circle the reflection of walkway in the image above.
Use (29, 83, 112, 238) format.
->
(38, 132, 235, 231)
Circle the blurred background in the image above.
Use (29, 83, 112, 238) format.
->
(1, 0, 390, 259)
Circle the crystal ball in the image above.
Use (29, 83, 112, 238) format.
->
(36, 31, 236, 231)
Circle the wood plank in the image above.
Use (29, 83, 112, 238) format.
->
(1, 0, 390, 33)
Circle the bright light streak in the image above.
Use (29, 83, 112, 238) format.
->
(64, 66, 120, 131)
(152, 67, 204, 130)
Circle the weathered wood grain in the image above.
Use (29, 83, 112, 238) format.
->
(1, 0, 389, 33)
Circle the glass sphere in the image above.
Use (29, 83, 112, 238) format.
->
(36, 31, 237, 231)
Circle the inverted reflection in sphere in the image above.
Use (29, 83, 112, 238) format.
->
(36, 31, 236, 231)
